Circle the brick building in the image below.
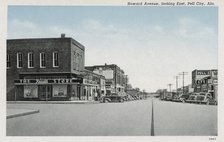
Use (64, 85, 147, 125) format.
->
(192, 69, 218, 99)
(7, 35, 89, 101)
(85, 64, 127, 95)
(81, 69, 106, 100)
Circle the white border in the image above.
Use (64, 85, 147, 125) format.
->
(1, 0, 223, 142)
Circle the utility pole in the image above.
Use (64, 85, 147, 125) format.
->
(174, 76, 179, 95)
(168, 83, 172, 93)
(179, 72, 188, 94)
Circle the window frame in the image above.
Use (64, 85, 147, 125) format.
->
(28, 52, 34, 68)
(53, 51, 59, 67)
(40, 52, 46, 68)
(17, 52, 23, 68)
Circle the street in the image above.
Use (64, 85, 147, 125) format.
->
(7, 98, 217, 136)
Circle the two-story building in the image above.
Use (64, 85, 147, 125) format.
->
(7, 35, 88, 101)
(192, 69, 218, 99)
(85, 64, 127, 95)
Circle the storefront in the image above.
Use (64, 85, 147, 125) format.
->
(14, 78, 83, 101)
(83, 79, 98, 101)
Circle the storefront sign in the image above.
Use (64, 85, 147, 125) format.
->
(197, 70, 210, 75)
(24, 85, 38, 98)
(83, 79, 97, 85)
(15, 78, 82, 85)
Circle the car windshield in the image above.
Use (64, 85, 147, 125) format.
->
(189, 96, 195, 100)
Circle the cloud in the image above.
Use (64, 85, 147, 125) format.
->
(177, 17, 216, 39)
(11, 19, 37, 29)
(82, 19, 117, 35)
(7, 18, 217, 92)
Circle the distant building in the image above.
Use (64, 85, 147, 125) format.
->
(192, 69, 218, 98)
(7, 35, 89, 101)
(81, 69, 106, 100)
(85, 64, 127, 95)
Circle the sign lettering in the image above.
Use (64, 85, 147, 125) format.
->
(15, 78, 82, 84)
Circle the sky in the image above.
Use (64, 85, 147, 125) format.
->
(7, 6, 218, 92)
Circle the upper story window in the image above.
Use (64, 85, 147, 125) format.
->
(40, 52, 46, 68)
(73, 51, 77, 70)
(7, 54, 11, 68)
(53, 52, 59, 67)
(28, 52, 34, 68)
(17, 53, 23, 68)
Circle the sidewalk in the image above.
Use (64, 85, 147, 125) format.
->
(7, 100, 100, 104)
(7, 108, 40, 119)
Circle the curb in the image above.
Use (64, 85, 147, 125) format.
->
(7, 110, 40, 119)
(7, 101, 100, 104)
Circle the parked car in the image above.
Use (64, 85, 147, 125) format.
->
(195, 92, 217, 105)
(100, 94, 126, 103)
(185, 93, 198, 103)
(179, 93, 190, 103)
(171, 93, 180, 102)
(164, 92, 174, 101)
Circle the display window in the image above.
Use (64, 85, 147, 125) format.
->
(24, 85, 38, 98)
(53, 85, 67, 97)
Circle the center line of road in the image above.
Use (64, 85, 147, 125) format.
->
(151, 99, 155, 136)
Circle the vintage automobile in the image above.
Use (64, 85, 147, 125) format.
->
(100, 94, 126, 103)
(195, 92, 217, 105)
(185, 93, 198, 103)
(171, 93, 180, 102)
(179, 93, 190, 103)
(164, 92, 173, 101)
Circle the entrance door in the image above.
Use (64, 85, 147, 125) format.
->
(38, 85, 52, 101)
(77, 86, 81, 100)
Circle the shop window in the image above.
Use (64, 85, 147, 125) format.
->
(7, 54, 11, 68)
(40, 52, 46, 68)
(17, 52, 23, 68)
(53, 52, 59, 67)
(28, 52, 34, 68)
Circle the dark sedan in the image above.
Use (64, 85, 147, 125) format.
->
(100, 95, 126, 103)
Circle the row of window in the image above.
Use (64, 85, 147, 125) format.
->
(7, 52, 59, 68)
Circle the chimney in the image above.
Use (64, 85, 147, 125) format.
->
(61, 33, 65, 38)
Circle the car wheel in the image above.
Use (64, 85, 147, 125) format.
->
(119, 99, 124, 102)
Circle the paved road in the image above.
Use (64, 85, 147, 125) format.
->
(7, 100, 152, 136)
(7, 98, 217, 136)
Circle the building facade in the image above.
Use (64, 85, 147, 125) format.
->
(81, 69, 106, 101)
(7, 36, 90, 101)
(85, 64, 127, 95)
(192, 69, 218, 99)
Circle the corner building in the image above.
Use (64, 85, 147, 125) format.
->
(7, 36, 87, 101)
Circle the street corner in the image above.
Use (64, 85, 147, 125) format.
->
(7, 108, 40, 119)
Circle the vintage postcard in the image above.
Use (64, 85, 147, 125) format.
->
(1, 0, 223, 142)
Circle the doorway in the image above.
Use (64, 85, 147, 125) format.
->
(38, 85, 52, 101)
